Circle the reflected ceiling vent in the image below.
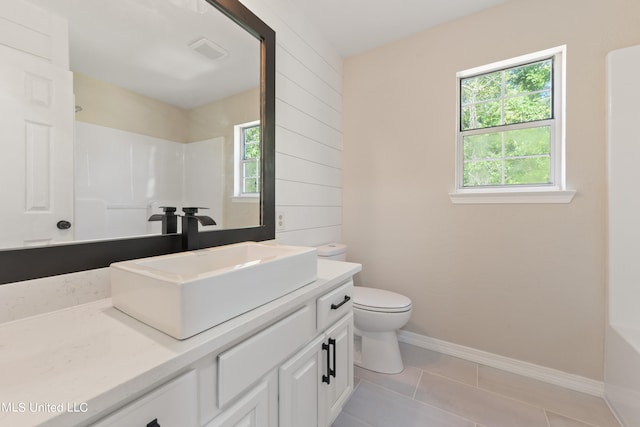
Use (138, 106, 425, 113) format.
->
(189, 38, 228, 62)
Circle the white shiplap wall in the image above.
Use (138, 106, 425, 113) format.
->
(240, 0, 344, 247)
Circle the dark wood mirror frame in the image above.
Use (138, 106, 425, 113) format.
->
(0, 0, 276, 285)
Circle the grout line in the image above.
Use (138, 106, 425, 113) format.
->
(377, 345, 614, 427)
(356, 378, 416, 401)
(413, 367, 553, 417)
(413, 366, 480, 389)
(412, 369, 424, 400)
(413, 363, 607, 427)
(338, 386, 376, 427)
(476, 362, 479, 388)
(352, 378, 361, 393)
(398, 330, 604, 397)
(402, 344, 614, 427)
(359, 379, 478, 426)
(544, 409, 552, 427)
(544, 409, 602, 427)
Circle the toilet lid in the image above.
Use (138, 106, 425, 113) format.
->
(352, 287, 412, 313)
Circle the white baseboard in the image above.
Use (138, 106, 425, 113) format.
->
(398, 330, 604, 397)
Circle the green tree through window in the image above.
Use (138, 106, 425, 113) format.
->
(242, 124, 260, 193)
(459, 58, 555, 187)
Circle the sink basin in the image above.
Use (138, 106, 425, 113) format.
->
(110, 242, 318, 339)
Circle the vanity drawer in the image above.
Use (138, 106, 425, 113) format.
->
(317, 280, 353, 331)
(91, 370, 197, 427)
(217, 304, 315, 407)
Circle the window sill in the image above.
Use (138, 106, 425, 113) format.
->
(449, 188, 576, 204)
(232, 196, 260, 204)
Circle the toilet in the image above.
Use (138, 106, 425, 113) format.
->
(317, 243, 412, 374)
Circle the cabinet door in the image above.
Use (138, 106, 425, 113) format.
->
(205, 377, 273, 427)
(279, 335, 326, 427)
(324, 313, 354, 425)
(91, 370, 198, 427)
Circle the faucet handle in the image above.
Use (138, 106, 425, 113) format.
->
(182, 207, 209, 215)
(158, 206, 177, 214)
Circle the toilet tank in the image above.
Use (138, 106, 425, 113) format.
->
(317, 243, 347, 261)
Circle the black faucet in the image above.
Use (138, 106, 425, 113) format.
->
(148, 206, 178, 234)
(181, 207, 216, 250)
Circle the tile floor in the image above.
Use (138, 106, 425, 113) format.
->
(332, 342, 621, 427)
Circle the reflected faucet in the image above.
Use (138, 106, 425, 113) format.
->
(148, 206, 178, 234)
(181, 207, 216, 250)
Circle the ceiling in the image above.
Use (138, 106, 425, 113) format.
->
(292, 0, 508, 58)
(27, 0, 260, 109)
(23, 0, 509, 108)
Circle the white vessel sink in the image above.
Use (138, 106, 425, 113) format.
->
(110, 242, 318, 339)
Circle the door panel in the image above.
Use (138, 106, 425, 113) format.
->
(0, 43, 74, 248)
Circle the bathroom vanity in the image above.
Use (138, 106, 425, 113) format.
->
(0, 259, 361, 427)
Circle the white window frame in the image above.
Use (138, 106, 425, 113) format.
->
(449, 46, 575, 204)
(233, 120, 260, 202)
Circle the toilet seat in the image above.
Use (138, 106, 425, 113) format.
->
(352, 287, 412, 313)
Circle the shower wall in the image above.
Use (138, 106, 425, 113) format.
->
(74, 122, 223, 240)
(606, 44, 640, 426)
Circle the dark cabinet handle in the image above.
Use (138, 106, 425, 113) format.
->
(330, 295, 351, 310)
(322, 341, 331, 384)
(56, 220, 72, 230)
(328, 338, 336, 378)
(147, 419, 160, 427)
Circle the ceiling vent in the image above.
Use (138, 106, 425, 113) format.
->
(189, 38, 228, 61)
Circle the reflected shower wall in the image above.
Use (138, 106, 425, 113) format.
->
(73, 72, 260, 240)
(74, 122, 224, 240)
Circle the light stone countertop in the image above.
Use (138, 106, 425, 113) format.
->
(0, 260, 361, 427)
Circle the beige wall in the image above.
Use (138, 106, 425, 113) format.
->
(187, 87, 259, 143)
(343, 0, 640, 380)
(188, 87, 260, 228)
(74, 72, 189, 142)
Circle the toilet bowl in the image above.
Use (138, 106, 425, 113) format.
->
(352, 286, 412, 374)
(317, 243, 413, 374)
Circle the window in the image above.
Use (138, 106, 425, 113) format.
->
(234, 121, 260, 198)
(451, 46, 574, 204)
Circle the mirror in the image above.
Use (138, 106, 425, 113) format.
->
(0, 0, 275, 284)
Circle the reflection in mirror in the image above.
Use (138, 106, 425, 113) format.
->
(0, 0, 275, 285)
(1, 0, 262, 250)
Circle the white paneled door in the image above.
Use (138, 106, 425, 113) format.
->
(0, 43, 74, 248)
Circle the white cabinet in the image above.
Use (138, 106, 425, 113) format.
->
(279, 335, 326, 427)
(279, 280, 354, 427)
(205, 372, 277, 427)
(217, 305, 315, 407)
(92, 278, 355, 427)
(90, 370, 198, 427)
(323, 314, 353, 424)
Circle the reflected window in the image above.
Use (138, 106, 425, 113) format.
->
(234, 120, 260, 197)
